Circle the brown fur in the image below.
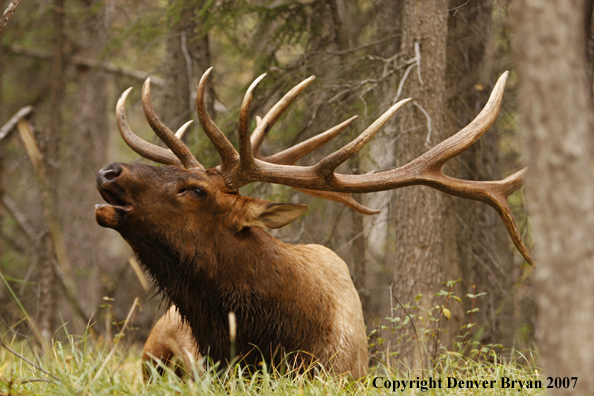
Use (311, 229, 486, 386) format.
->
(96, 163, 367, 378)
(142, 306, 198, 379)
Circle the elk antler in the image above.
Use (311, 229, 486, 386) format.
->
(116, 85, 203, 169)
(254, 113, 380, 215)
(250, 75, 316, 159)
(116, 88, 182, 166)
(195, 70, 381, 214)
(142, 79, 204, 170)
(246, 75, 380, 215)
(196, 68, 239, 174)
(116, 69, 533, 267)
(194, 70, 534, 267)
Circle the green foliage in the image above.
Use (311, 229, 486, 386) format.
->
(250, 1, 318, 49)
(197, 0, 250, 34)
(370, 279, 511, 365)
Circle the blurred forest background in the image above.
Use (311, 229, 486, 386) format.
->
(0, 0, 592, 383)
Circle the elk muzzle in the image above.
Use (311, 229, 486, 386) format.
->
(96, 163, 132, 228)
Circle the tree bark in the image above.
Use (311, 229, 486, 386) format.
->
(161, 1, 214, 135)
(37, 0, 65, 340)
(0, 0, 21, 38)
(513, 1, 594, 394)
(61, 0, 112, 328)
(37, 232, 56, 342)
(0, 0, 4, 309)
(390, 0, 450, 367)
(445, 0, 517, 346)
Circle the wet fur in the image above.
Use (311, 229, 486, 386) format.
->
(97, 163, 367, 377)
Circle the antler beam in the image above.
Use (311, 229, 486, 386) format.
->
(142, 79, 203, 170)
(201, 70, 533, 266)
(196, 68, 239, 173)
(116, 68, 533, 267)
(116, 88, 183, 166)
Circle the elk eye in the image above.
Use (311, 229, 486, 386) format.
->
(192, 187, 207, 198)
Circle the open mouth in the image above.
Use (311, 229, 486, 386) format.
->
(96, 186, 132, 229)
(96, 187, 132, 213)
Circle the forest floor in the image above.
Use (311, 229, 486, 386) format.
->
(0, 334, 546, 396)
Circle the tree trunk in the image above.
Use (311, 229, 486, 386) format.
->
(162, 1, 214, 135)
(37, 232, 56, 341)
(513, 1, 594, 394)
(390, 0, 450, 367)
(48, 0, 63, 167)
(0, 0, 4, 309)
(445, 0, 516, 346)
(350, 161, 369, 319)
(37, 0, 65, 340)
(60, 0, 112, 328)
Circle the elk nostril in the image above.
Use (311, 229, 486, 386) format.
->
(99, 163, 123, 181)
(103, 169, 121, 180)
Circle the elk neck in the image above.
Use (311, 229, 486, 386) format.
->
(125, 225, 335, 367)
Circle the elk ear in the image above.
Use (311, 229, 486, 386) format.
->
(239, 199, 308, 230)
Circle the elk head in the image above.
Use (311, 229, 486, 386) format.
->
(96, 68, 533, 267)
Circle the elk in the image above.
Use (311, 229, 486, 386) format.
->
(142, 305, 198, 379)
(95, 69, 532, 379)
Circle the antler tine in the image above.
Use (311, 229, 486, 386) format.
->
(488, 168, 534, 266)
(314, 98, 412, 177)
(293, 187, 381, 215)
(175, 120, 194, 140)
(257, 114, 380, 214)
(196, 68, 239, 172)
(142, 79, 204, 170)
(251, 75, 316, 158)
(415, 71, 509, 171)
(229, 100, 416, 189)
(238, 73, 267, 171)
(232, 72, 533, 266)
(116, 87, 183, 166)
(263, 115, 358, 165)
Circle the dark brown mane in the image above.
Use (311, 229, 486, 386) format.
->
(131, 223, 334, 368)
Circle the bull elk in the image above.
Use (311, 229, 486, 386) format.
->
(95, 69, 532, 379)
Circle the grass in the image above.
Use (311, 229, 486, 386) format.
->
(0, 281, 546, 395)
(0, 331, 545, 396)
